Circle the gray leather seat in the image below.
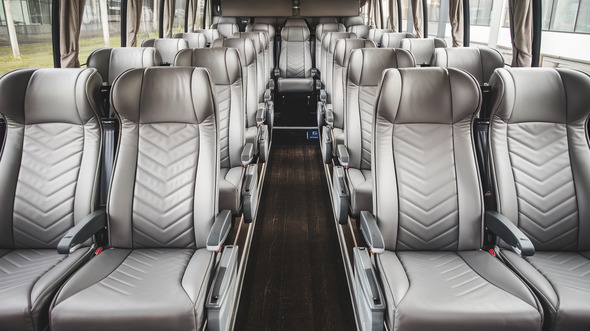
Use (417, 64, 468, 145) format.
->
(366, 67, 543, 331)
(215, 22, 240, 38)
(380, 32, 417, 48)
(329, 38, 376, 147)
(173, 32, 207, 48)
(315, 23, 345, 74)
(489, 68, 590, 331)
(140, 38, 189, 64)
(50, 67, 224, 331)
(283, 18, 309, 27)
(175, 48, 247, 215)
(321, 32, 356, 104)
(400, 37, 447, 66)
(192, 29, 221, 46)
(431, 47, 504, 84)
(342, 48, 414, 216)
(234, 31, 270, 98)
(368, 28, 393, 47)
(87, 47, 162, 84)
(246, 23, 276, 68)
(276, 25, 314, 93)
(0, 68, 102, 330)
(343, 16, 370, 39)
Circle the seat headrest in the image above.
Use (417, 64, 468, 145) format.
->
(431, 47, 504, 84)
(215, 16, 238, 24)
(192, 29, 221, 43)
(321, 32, 355, 51)
(100, 47, 162, 84)
(490, 68, 590, 124)
(216, 23, 240, 38)
(376, 68, 480, 124)
(348, 48, 415, 86)
(174, 47, 241, 86)
(0, 68, 102, 125)
(246, 23, 276, 40)
(334, 38, 376, 67)
(173, 32, 207, 48)
(381, 32, 416, 48)
(284, 18, 308, 27)
(234, 31, 268, 53)
(343, 16, 364, 27)
(112, 67, 216, 124)
(212, 38, 257, 67)
(316, 23, 346, 40)
(281, 26, 310, 42)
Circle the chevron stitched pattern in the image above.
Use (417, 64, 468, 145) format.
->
(526, 252, 590, 295)
(286, 43, 306, 78)
(394, 124, 459, 250)
(398, 251, 490, 297)
(216, 85, 231, 168)
(0, 250, 65, 294)
(359, 86, 378, 170)
(508, 123, 578, 250)
(133, 124, 198, 248)
(13, 124, 83, 248)
(95, 249, 193, 297)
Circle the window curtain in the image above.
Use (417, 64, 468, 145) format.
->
(127, 0, 142, 46)
(449, 0, 463, 46)
(411, 0, 423, 37)
(387, 0, 398, 31)
(163, 0, 176, 38)
(188, 0, 199, 31)
(205, 0, 212, 29)
(368, 0, 383, 28)
(60, 1, 85, 67)
(509, 0, 533, 67)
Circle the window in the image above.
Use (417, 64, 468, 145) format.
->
(137, 0, 159, 45)
(427, 0, 441, 23)
(575, 0, 590, 32)
(470, 0, 493, 26)
(79, 0, 122, 64)
(550, 0, 579, 31)
(0, 0, 54, 76)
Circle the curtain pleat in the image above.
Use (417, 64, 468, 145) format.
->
(127, 0, 142, 46)
(411, 0, 423, 37)
(60, 1, 85, 67)
(509, 0, 533, 67)
(163, 0, 176, 38)
(449, 0, 463, 46)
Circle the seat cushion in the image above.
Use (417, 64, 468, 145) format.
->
(347, 168, 372, 216)
(51, 248, 214, 331)
(377, 250, 543, 331)
(0, 248, 92, 331)
(277, 77, 314, 93)
(501, 250, 590, 331)
(219, 167, 245, 215)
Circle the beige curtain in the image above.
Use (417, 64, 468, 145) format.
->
(205, 0, 212, 29)
(387, 0, 398, 31)
(368, 0, 383, 28)
(163, 0, 176, 38)
(509, 0, 533, 67)
(449, 0, 463, 46)
(411, 0, 423, 37)
(60, 1, 85, 67)
(187, 0, 198, 31)
(127, 0, 142, 46)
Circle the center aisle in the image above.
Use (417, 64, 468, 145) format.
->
(235, 136, 355, 330)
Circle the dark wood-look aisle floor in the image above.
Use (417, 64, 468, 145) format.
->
(235, 136, 356, 331)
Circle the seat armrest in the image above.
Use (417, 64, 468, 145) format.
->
(325, 106, 334, 127)
(241, 143, 254, 166)
(353, 247, 386, 330)
(359, 211, 385, 254)
(256, 104, 267, 126)
(485, 211, 535, 256)
(206, 245, 239, 331)
(207, 210, 232, 252)
(273, 67, 280, 78)
(242, 164, 259, 223)
(337, 144, 349, 167)
(57, 209, 107, 254)
(319, 89, 327, 103)
(264, 88, 273, 102)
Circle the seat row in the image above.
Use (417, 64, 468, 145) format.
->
(349, 65, 590, 331)
(0, 66, 251, 330)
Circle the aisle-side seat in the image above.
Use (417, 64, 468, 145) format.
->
(215, 22, 240, 38)
(489, 68, 590, 331)
(354, 67, 544, 331)
(315, 23, 346, 76)
(50, 67, 236, 331)
(275, 25, 315, 93)
(400, 37, 447, 66)
(331, 48, 414, 223)
(192, 29, 221, 46)
(320, 32, 356, 106)
(368, 28, 393, 47)
(140, 38, 189, 65)
(380, 32, 416, 48)
(234, 31, 271, 97)
(175, 48, 258, 217)
(284, 18, 309, 27)
(0, 68, 104, 331)
(246, 23, 276, 68)
(343, 16, 370, 39)
(173, 32, 207, 48)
